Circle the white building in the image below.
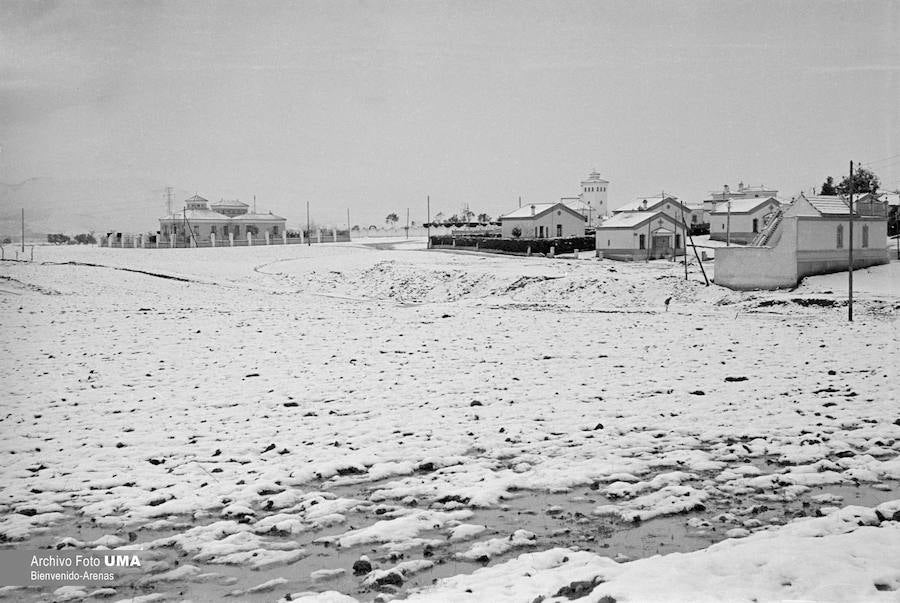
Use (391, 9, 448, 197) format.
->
(595, 210, 685, 260)
(159, 195, 287, 245)
(700, 182, 779, 224)
(715, 194, 889, 290)
(612, 194, 697, 225)
(709, 196, 782, 244)
(499, 203, 587, 239)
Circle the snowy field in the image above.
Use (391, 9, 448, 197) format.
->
(1, 240, 898, 602)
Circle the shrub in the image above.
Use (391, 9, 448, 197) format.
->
(511, 226, 522, 238)
(689, 223, 710, 236)
(430, 235, 595, 254)
(73, 233, 97, 245)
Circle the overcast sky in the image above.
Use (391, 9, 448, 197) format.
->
(1, 0, 898, 229)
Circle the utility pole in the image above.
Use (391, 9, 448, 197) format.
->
(406, 208, 410, 239)
(518, 195, 522, 208)
(427, 195, 431, 248)
(726, 196, 732, 247)
(253, 195, 257, 214)
(21, 208, 25, 252)
(848, 161, 854, 322)
(306, 201, 311, 246)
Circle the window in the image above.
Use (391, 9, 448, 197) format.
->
(210, 225, 216, 234)
(862, 225, 869, 248)
(224, 225, 229, 236)
(556, 224, 562, 237)
(836, 224, 843, 249)
(752, 219, 758, 233)
(675, 234, 681, 248)
(691, 214, 698, 224)
(639, 234, 646, 250)
(273, 226, 279, 235)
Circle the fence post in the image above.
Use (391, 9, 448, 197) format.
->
(317, 230, 322, 244)
(247, 232, 253, 246)
(265, 231, 270, 245)
(574, 248, 579, 259)
(527, 245, 531, 256)
(332, 228, 337, 242)
(229, 232, 234, 247)
(596, 249, 603, 259)
(210, 233, 216, 247)
(170, 234, 175, 248)
(156, 235, 160, 249)
(549, 246, 555, 258)
(283, 231, 287, 245)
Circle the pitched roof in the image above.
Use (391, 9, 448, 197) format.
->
(500, 203, 586, 221)
(231, 211, 286, 221)
(803, 195, 851, 215)
(185, 194, 209, 203)
(160, 208, 228, 221)
(598, 210, 678, 229)
(211, 199, 249, 207)
(613, 195, 682, 213)
(501, 203, 557, 219)
(711, 197, 780, 214)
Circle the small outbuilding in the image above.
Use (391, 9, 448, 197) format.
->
(499, 203, 587, 239)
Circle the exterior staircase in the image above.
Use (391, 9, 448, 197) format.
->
(750, 208, 784, 246)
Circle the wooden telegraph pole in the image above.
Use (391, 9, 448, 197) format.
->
(848, 161, 854, 322)
(21, 208, 25, 252)
(426, 195, 431, 248)
(306, 201, 311, 246)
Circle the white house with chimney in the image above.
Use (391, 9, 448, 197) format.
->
(499, 203, 587, 239)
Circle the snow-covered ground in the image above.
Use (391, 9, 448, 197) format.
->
(1, 241, 898, 602)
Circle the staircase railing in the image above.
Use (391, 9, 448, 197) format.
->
(750, 209, 784, 246)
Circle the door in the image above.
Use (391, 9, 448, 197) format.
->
(652, 235, 671, 259)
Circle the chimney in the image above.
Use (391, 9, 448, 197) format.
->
(531, 204, 535, 216)
(642, 199, 648, 210)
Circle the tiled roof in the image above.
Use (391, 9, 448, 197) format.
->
(804, 195, 851, 215)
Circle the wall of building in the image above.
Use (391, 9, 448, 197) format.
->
(714, 215, 890, 290)
(501, 210, 586, 239)
(709, 202, 779, 242)
(714, 217, 799, 290)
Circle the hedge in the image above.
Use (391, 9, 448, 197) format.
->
(430, 235, 595, 254)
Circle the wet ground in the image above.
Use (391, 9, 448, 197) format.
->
(5, 473, 898, 602)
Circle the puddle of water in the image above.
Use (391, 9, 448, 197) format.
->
(9, 474, 899, 602)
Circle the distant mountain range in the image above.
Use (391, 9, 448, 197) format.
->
(0, 177, 175, 237)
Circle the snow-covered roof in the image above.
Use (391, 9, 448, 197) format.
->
(160, 208, 229, 221)
(598, 210, 676, 229)
(880, 192, 900, 206)
(501, 203, 557, 219)
(613, 195, 682, 213)
(211, 199, 249, 207)
(232, 212, 286, 221)
(185, 194, 209, 204)
(711, 197, 779, 214)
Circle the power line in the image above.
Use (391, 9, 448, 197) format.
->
(861, 153, 900, 167)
